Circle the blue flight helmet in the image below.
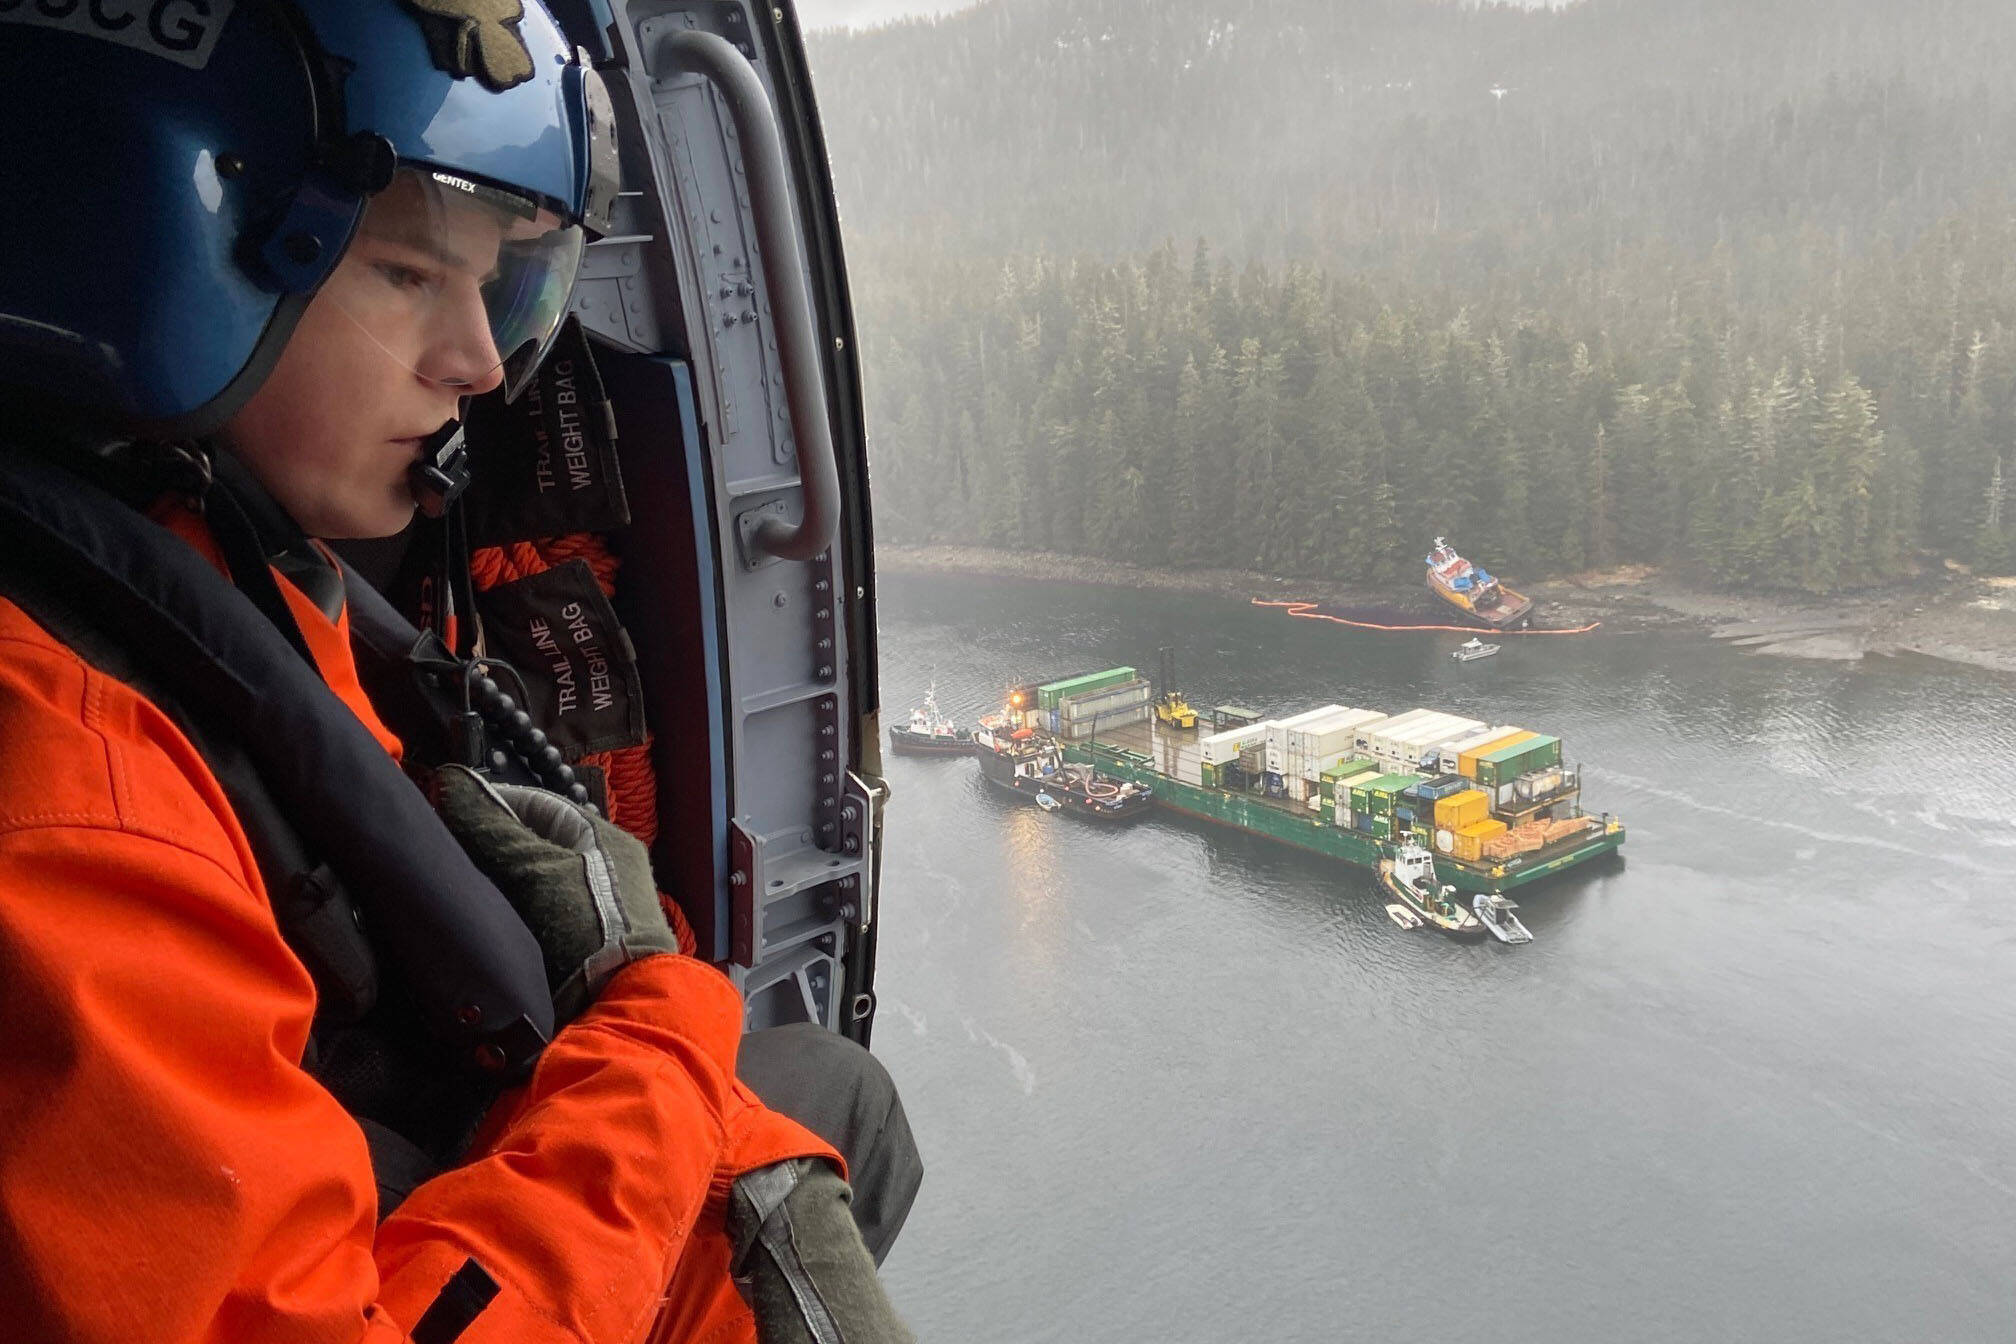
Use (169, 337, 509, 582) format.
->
(0, 0, 620, 438)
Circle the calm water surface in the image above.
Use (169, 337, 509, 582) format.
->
(866, 574, 2016, 1344)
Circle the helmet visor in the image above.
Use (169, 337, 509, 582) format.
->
(319, 166, 584, 403)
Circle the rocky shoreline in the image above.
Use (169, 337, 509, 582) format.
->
(875, 544, 2016, 675)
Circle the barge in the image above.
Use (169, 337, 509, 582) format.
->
(1026, 694, 1623, 895)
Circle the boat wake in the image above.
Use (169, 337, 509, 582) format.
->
(1603, 769, 2016, 879)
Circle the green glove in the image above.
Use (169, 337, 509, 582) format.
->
(435, 764, 681, 1022)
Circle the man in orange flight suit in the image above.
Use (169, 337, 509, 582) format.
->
(0, 2, 913, 1341)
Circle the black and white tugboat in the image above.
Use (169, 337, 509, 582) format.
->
(1472, 893, 1534, 944)
(1378, 841, 1488, 941)
(974, 734, 1153, 822)
(888, 684, 974, 757)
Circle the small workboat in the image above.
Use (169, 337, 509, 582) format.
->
(1451, 638, 1500, 662)
(1472, 893, 1533, 944)
(1378, 842, 1487, 941)
(888, 683, 974, 756)
(1385, 903, 1424, 930)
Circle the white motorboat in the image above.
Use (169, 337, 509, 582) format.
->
(1472, 893, 1534, 944)
(1451, 638, 1500, 662)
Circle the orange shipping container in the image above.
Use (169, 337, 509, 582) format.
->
(1434, 789, 1492, 830)
(1459, 729, 1535, 779)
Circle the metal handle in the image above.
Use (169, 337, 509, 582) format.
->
(656, 29, 840, 563)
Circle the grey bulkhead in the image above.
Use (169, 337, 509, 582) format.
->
(558, 0, 885, 1041)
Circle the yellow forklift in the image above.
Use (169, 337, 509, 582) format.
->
(1155, 647, 1199, 730)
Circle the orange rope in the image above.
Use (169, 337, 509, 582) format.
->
(1252, 598, 1603, 635)
(471, 537, 697, 956)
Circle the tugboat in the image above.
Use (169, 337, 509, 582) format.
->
(1472, 893, 1534, 944)
(1450, 637, 1500, 662)
(1426, 537, 1534, 630)
(888, 683, 975, 757)
(974, 734, 1154, 822)
(1378, 841, 1488, 941)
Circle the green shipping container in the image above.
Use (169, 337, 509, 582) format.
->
(1525, 735, 1563, 772)
(1369, 816, 1393, 840)
(1201, 763, 1219, 790)
(1356, 773, 1422, 817)
(1478, 736, 1561, 789)
(1037, 668, 1137, 711)
(1322, 757, 1378, 782)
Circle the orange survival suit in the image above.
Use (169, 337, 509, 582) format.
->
(0, 496, 837, 1342)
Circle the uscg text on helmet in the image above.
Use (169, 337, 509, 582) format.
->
(0, 0, 237, 72)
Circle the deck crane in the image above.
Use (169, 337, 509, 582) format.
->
(1154, 646, 1199, 730)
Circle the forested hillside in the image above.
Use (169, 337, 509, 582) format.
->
(807, 0, 2016, 589)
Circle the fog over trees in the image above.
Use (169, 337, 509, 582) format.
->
(808, 0, 2016, 590)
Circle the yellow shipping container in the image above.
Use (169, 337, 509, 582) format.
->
(1459, 729, 1535, 779)
(1434, 789, 1492, 830)
(1449, 818, 1508, 862)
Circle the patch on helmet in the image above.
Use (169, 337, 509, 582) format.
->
(401, 0, 536, 92)
(0, 0, 237, 71)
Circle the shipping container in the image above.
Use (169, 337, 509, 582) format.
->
(1354, 708, 1436, 754)
(1450, 817, 1509, 861)
(1058, 680, 1153, 720)
(1265, 706, 1350, 774)
(1357, 707, 1436, 751)
(1040, 664, 1137, 709)
(1290, 708, 1387, 780)
(1037, 668, 1137, 711)
(1201, 722, 1271, 766)
(1435, 789, 1492, 831)
(1318, 755, 1377, 804)
(1399, 717, 1486, 769)
(1438, 726, 1519, 775)
(1365, 711, 1481, 768)
(1435, 827, 1456, 853)
(1369, 816, 1393, 841)
(1351, 773, 1422, 817)
(1459, 728, 1534, 779)
(1477, 733, 1560, 789)
(1200, 763, 1219, 790)
(1058, 705, 1150, 739)
(1335, 769, 1382, 820)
